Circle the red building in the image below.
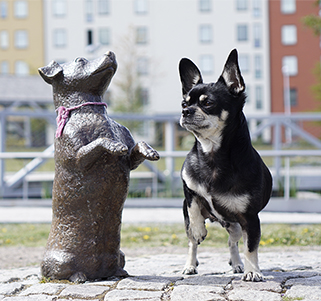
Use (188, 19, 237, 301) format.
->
(269, 0, 321, 114)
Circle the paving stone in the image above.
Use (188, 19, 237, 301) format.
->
(19, 283, 67, 296)
(176, 274, 234, 287)
(228, 289, 282, 301)
(171, 284, 225, 301)
(0, 268, 40, 283)
(104, 289, 163, 301)
(84, 278, 119, 287)
(117, 276, 179, 291)
(0, 283, 24, 296)
(285, 275, 321, 286)
(284, 285, 321, 300)
(2, 296, 55, 301)
(59, 284, 109, 299)
(232, 277, 283, 293)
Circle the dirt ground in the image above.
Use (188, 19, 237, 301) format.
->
(0, 246, 189, 270)
(1, 245, 320, 270)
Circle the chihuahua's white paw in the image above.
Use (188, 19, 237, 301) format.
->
(182, 265, 198, 275)
(242, 270, 264, 282)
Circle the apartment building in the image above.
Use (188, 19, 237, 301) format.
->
(43, 0, 271, 116)
(0, 0, 44, 75)
(269, 0, 321, 114)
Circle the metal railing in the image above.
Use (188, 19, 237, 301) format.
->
(1, 112, 321, 206)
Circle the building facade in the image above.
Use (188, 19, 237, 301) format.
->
(0, 0, 45, 75)
(269, 0, 321, 114)
(42, 0, 271, 116)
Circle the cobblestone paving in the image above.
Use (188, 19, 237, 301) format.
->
(0, 249, 321, 300)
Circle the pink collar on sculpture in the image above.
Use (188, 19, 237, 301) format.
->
(55, 102, 107, 138)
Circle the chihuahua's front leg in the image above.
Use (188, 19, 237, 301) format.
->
(76, 137, 128, 169)
(182, 197, 207, 275)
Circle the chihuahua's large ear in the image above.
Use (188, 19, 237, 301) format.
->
(38, 61, 63, 85)
(220, 49, 245, 95)
(179, 58, 203, 97)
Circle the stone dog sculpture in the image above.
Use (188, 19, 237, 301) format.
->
(38, 51, 159, 282)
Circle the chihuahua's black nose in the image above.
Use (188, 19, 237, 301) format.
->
(182, 109, 189, 117)
(182, 108, 195, 117)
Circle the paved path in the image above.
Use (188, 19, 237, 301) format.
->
(1, 207, 321, 224)
(0, 248, 321, 300)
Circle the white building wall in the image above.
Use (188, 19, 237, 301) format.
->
(43, 0, 270, 116)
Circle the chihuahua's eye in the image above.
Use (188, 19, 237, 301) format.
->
(182, 101, 188, 108)
(204, 100, 212, 107)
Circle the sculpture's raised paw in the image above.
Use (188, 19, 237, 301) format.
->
(136, 141, 160, 161)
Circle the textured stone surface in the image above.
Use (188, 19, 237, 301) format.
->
(59, 284, 109, 298)
(104, 289, 163, 301)
(1, 249, 321, 300)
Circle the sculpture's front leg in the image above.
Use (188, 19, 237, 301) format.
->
(130, 141, 160, 170)
(76, 137, 128, 169)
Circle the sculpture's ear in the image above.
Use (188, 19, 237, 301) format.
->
(179, 58, 203, 98)
(219, 49, 245, 95)
(38, 61, 63, 85)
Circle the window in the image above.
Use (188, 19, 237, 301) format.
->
(137, 57, 149, 75)
(15, 60, 29, 76)
(255, 86, 263, 109)
(14, 30, 28, 49)
(99, 28, 110, 45)
(0, 1, 8, 18)
(253, 0, 261, 17)
(199, 25, 212, 43)
(199, 0, 211, 12)
(254, 55, 262, 79)
(14, 1, 28, 18)
(98, 0, 109, 15)
(282, 25, 297, 45)
(290, 88, 297, 107)
(136, 27, 148, 44)
(1, 61, 9, 74)
(134, 0, 148, 14)
(85, 0, 93, 22)
(199, 54, 214, 74)
(239, 54, 250, 73)
(87, 30, 93, 45)
(139, 88, 149, 106)
(52, 0, 66, 17)
(237, 24, 248, 41)
(53, 29, 67, 47)
(253, 23, 262, 47)
(282, 56, 298, 76)
(281, 0, 296, 14)
(0, 30, 8, 49)
(236, 0, 248, 11)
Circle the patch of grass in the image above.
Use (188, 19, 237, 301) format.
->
(0, 224, 51, 247)
(260, 224, 321, 247)
(0, 223, 321, 249)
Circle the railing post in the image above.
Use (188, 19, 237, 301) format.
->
(165, 120, 175, 194)
(273, 119, 282, 194)
(0, 112, 6, 198)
